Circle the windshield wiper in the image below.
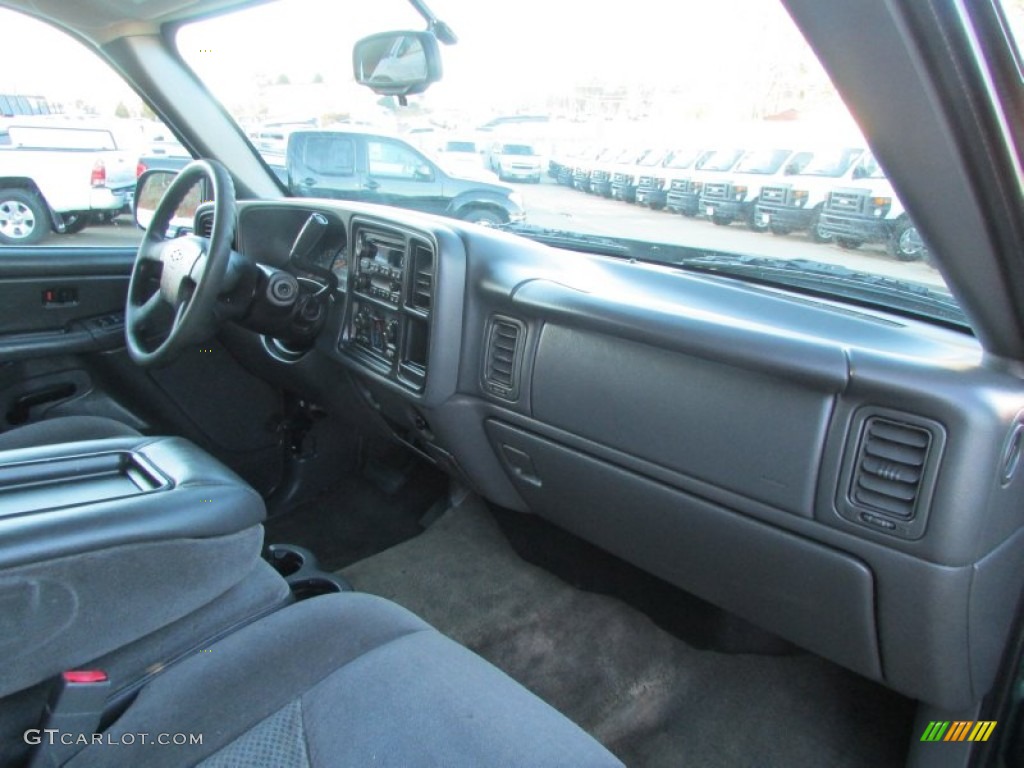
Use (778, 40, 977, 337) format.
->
(499, 223, 966, 328)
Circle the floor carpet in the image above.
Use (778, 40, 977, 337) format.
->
(341, 497, 915, 767)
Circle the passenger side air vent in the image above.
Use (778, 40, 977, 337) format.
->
(837, 409, 944, 539)
(852, 418, 930, 518)
(482, 316, 525, 401)
(409, 240, 434, 313)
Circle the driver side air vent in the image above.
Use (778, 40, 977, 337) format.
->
(196, 209, 213, 238)
(838, 409, 944, 539)
(483, 316, 525, 401)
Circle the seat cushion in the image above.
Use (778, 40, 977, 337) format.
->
(69, 593, 622, 767)
(0, 416, 140, 452)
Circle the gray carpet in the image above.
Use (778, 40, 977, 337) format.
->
(341, 498, 912, 767)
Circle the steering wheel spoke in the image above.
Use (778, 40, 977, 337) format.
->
(124, 159, 237, 366)
(128, 291, 165, 331)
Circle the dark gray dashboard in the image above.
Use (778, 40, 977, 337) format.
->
(226, 198, 1024, 712)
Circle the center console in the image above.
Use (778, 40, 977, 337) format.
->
(0, 435, 267, 699)
(343, 220, 435, 394)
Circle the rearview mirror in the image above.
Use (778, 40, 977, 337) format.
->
(353, 31, 442, 97)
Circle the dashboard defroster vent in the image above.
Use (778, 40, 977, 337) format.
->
(837, 409, 943, 539)
(483, 316, 525, 401)
(409, 240, 434, 313)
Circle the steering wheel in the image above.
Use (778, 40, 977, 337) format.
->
(125, 159, 236, 366)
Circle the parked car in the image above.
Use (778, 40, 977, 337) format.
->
(754, 147, 870, 242)
(489, 142, 543, 183)
(287, 128, 525, 225)
(589, 148, 643, 197)
(697, 148, 812, 230)
(635, 149, 710, 210)
(572, 147, 614, 191)
(818, 167, 929, 261)
(665, 148, 743, 215)
(0, 121, 134, 244)
(610, 148, 670, 202)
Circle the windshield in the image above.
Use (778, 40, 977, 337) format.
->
(638, 150, 668, 167)
(699, 150, 745, 172)
(665, 150, 702, 170)
(502, 144, 535, 155)
(798, 148, 864, 177)
(734, 149, 792, 174)
(177, 0, 957, 325)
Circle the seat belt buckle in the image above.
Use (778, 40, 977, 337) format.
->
(29, 670, 110, 768)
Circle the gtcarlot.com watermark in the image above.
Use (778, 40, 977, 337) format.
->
(24, 730, 203, 747)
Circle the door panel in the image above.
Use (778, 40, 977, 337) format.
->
(0, 247, 285, 494)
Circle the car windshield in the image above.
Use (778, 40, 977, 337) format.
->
(698, 149, 744, 172)
(665, 150, 702, 170)
(502, 144, 535, 155)
(798, 148, 864, 177)
(734, 149, 792, 174)
(176, 0, 958, 325)
(638, 150, 668, 167)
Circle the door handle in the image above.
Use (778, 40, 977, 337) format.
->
(302, 177, 317, 185)
(363, 180, 380, 191)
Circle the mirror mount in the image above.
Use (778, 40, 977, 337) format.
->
(407, 0, 458, 44)
(353, 31, 443, 99)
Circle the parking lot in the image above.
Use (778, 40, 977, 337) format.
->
(43, 182, 947, 291)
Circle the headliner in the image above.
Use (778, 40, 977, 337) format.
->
(0, 0, 271, 44)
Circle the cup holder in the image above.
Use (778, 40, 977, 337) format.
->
(263, 543, 352, 600)
(264, 543, 311, 578)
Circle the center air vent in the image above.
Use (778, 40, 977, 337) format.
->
(837, 409, 944, 539)
(482, 316, 525, 401)
(409, 240, 434, 313)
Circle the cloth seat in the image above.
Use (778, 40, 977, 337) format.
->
(68, 592, 623, 767)
(0, 416, 140, 452)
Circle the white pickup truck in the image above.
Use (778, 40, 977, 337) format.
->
(0, 122, 135, 244)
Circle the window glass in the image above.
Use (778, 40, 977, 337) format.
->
(302, 135, 355, 176)
(368, 139, 431, 180)
(0, 9, 172, 249)
(177, 0, 958, 323)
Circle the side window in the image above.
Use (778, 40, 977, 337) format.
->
(301, 135, 355, 177)
(367, 139, 433, 181)
(0, 8, 173, 249)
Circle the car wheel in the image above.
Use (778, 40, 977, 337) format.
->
(0, 189, 49, 245)
(460, 208, 505, 227)
(711, 215, 732, 226)
(650, 202, 664, 211)
(769, 224, 792, 236)
(887, 218, 928, 262)
(747, 207, 770, 233)
(809, 208, 833, 243)
(836, 238, 863, 250)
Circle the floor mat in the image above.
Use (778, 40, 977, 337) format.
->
(341, 499, 914, 767)
(263, 459, 447, 571)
